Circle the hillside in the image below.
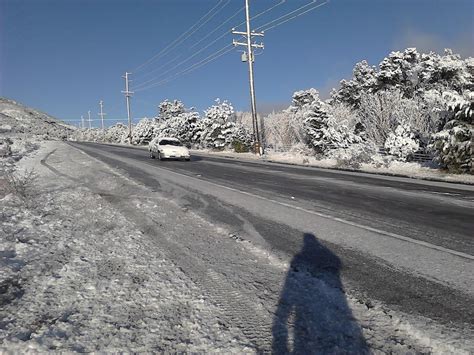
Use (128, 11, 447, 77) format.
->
(0, 97, 75, 139)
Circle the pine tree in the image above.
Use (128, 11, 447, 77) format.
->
(431, 91, 473, 173)
(158, 99, 185, 121)
(131, 118, 157, 145)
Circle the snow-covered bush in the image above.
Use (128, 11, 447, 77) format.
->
(235, 111, 253, 131)
(204, 99, 236, 122)
(104, 123, 128, 143)
(199, 99, 252, 150)
(158, 99, 186, 121)
(329, 143, 377, 170)
(431, 91, 473, 173)
(289, 89, 361, 154)
(263, 111, 306, 151)
(357, 90, 405, 145)
(384, 123, 420, 161)
(327, 102, 363, 135)
(131, 118, 157, 145)
(74, 128, 106, 143)
(156, 111, 201, 147)
(230, 123, 253, 152)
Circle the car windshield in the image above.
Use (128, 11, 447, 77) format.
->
(159, 140, 182, 146)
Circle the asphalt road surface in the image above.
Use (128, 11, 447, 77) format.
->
(70, 142, 474, 339)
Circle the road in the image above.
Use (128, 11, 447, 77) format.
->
(70, 141, 474, 350)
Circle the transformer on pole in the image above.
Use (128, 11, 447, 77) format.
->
(122, 72, 134, 143)
(232, 0, 265, 155)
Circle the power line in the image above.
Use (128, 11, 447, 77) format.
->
(260, 1, 329, 32)
(190, 6, 245, 49)
(133, 5, 242, 88)
(133, 0, 285, 86)
(133, 30, 231, 90)
(134, 44, 235, 92)
(132, 0, 229, 74)
(255, 0, 318, 31)
(134, 45, 234, 92)
(233, 0, 287, 30)
(244, 0, 286, 26)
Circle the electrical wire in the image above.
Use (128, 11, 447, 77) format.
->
(134, 44, 233, 92)
(260, 1, 329, 32)
(134, 44, 235, 92)
(133, 30, 230, 90)
(133, 0, 287, 88)
(132, 0, 228, 73)
(234, 0, 287, 30)
(190, 6, 245, 49)
(134, 4, 243, 86)
(132, 0, 328, 93)
(255, 0, 317, 31)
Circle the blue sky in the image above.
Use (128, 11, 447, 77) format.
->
(1, 0, 473, 127)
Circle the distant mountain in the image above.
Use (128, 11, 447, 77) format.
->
(0, 97, 75, 139)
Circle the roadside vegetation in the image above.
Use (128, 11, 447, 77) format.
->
(73, 48, 473, 174)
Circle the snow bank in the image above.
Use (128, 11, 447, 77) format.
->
(193, 149, 474, 184)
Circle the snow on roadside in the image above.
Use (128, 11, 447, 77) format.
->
(191, 149, 474, 185)
(0, 141, 252, 352)
(2, 140, 473, 353)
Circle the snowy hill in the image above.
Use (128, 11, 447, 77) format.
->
(0, 97, 75, 139)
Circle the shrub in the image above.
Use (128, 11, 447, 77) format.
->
(330, 143, 376, 170)
(232, 140, 250, 153)
(384, 123, 420, 161)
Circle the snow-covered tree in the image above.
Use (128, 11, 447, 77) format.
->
(199, 99, 251, 150)
(131, 118, 157, 145)
(104, 123, 128, 143)
(357, 90, 409, 145)
(262, 111, 306, 151)
(158, 99, 185, 121)
(431, 91, 473, 173)
(331, 60, 378, 107)
(332, 48, 472, 108)
(290, 89, 361, 154)
(156, 111, 201, 146)
(384, 123, 420, 161)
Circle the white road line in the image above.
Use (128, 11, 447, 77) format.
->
(152, 164, 474, 261)
(73, 143, 474, 261)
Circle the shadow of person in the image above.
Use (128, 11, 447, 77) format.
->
(272, 233, 368, 354)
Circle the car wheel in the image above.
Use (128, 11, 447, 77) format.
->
(158, 152, 163, 161)
(185, 158, 190, 161)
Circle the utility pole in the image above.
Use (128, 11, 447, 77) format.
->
(232, 0, 265, 155)
(87, 110, 92, 129)
(81, 115, 85, 129)
(122, 72, 134, 143)
(99, 100, 106, 130)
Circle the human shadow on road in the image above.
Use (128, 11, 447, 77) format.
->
(272, 233, 368, 354)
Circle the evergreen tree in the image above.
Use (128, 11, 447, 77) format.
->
(431, 91, 473, 173)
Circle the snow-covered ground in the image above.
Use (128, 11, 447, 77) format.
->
(0, 141, 251, 352)
(1, 140, 473, 353)
(0, 97, 74, 140)
(191, 148, 474, 185)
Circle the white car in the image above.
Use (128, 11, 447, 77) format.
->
(148, 137, 190, 161)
